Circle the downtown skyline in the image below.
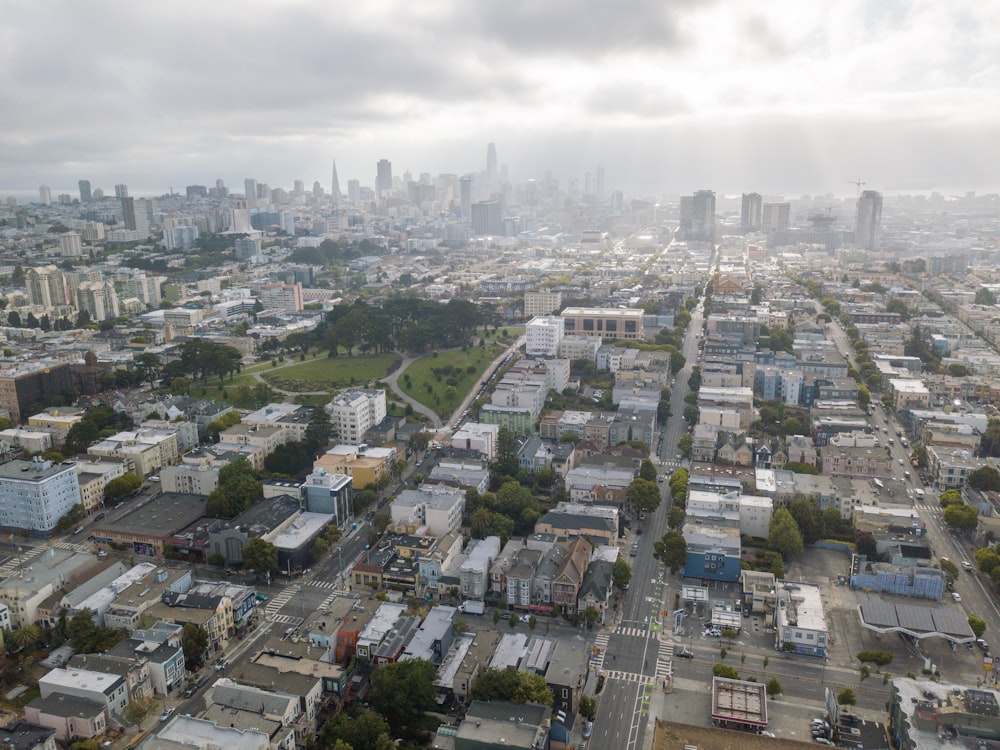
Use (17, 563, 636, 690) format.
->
(2, 0, 1000, 198)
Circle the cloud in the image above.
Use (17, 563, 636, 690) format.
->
(0, 0, 999, 195)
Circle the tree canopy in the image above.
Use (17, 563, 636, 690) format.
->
(654, 530, 687, 573)
(627, 478, 661, 515)
(370, 659, 438, 728)
(768, 507, 804, 557)
(242, 537, 279, 574)
(469, 668, 554, 706)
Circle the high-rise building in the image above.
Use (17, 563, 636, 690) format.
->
(459, 175, 473, 218)
(376, 159, 392, 198)
(486, 143, 498, 181)
(38, 185, 52, 206)
(347, 180, 361, 204)
(230, 199, 252, 233)
(78, 180, 92, 203)
(596, 166, 605, 197)
(26, 265, 69, 308)
(121, 196, 137, 230)
(76, 280, 120, 322)
(244, 178, 258, 202)
(761, 202, 790, 233)
(690, 190, 716, 243)
(293, 179, 305, 193)
(114, 184, 128, 198)
(0, 360, 74, 423)
(471, 200, 503, 236)
(331, 159, 341, 207)
(58, 233, 83, 258)
(741, 193, 762, 232)
(855, 190, 883, 251)
(256, 281, 303, 312)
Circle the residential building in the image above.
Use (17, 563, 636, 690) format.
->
(314, 444, 395, 490)
(256, 281, 303, 312)
(88, 428, 179, 477)
(855, 190, 883, 251)
(390, 486, 465, 536)
(450, 422, 499, 459)
(525, 316, 565, 357)
(552, 537, 592, 615)
(39, 668, 129, 717)
(242, 403, 312, 443)
(524, 290, 563, 317)
(682, 523, 741, 582)
(0, 458, 80, 535)
(564, 465, 633, 506)
(301, 468, 352, 523)
(774, 580, 828, 657)
(328, 389, 387, 445)
(24, 696, 107, 742)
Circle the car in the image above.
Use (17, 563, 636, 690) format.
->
(760, 731, 776, 738)
(675, 649, 694, 659)
(160, 708, 175, 722)
(255, 593, 269, 602)
(73, 526, 84, 535)
(813, 738, 834, 746)
(953, 592, 963, 602)
(978, 639, 990, 652)
(215, 658, 228, 671)
(704, 629, 722, 637)
(582, 722, 593, 739)
(150, 475, 160, 482)
(630, 546, 638, 557)
(962, 561, 974, 571)
(182, 687, 195, 698)
(898, 458, 905, 465)
(636, 526, 643, 535)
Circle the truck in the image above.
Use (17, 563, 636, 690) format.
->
(458, 600, 485, 615)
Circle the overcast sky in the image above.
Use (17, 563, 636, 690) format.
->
(3, 0, 999, 199)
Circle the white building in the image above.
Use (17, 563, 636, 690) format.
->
(328, 389, 386, 445)
(39, 667, 129, 716)
(58, 233, 83, 258)
(0, 458, 81, 533)
(450, 422, 500, 459)
(525, 316, 565, 357)
(774, 580, 829, 657)
(390, 486, 465, 536)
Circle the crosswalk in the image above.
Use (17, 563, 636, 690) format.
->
(602, 669, 655, 685)
(915, 504, 940, 513)
(655, 640, 674, 683)
(264, 585, 298, 618)
(308, 580, 340, 590)
(53, 540, 89, 553)
(269, 613, 304, 626)
(615, 625, 651, 638)
(592, 632, 610, 672)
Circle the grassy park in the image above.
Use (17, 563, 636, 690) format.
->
(398, 342, 507, 418)
(261, 353, 401, 392)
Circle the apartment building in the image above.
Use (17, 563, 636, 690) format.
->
(328, 389, 387, 445)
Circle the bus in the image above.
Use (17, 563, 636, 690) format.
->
(871, 478, 885, 490)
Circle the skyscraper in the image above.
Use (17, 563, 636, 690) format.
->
(26, 265, 69, 307)
(855, 190, 883, 251)
(331, 159, 341, 208)
(121, 197, 137, 231)
(471, 200, 503, 236)
(761, 202, 790, 233)
(486, 143, 498, 181)
(596, 166, 605, 197)
(690, 190, 716, 243)
(38, 185, 52, 206)
(244, 178, 258, 201)
(376, 159, 392, 198)
(459, 175, 473, 219)
(741, 193, 762, 232)
(347, 180, 361, 204)
(78, 180, 92, 203)
(114, 184, 128, 198)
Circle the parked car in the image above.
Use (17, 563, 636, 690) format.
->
(160, 708, 175, 722)
(962, 561, 974, 571)
(814, 738, 834, 746)
(978, 639, 990, 652)
(704, 628, 722, 637)
(675, 649, 694, 659)
(952, 592, 962, 602)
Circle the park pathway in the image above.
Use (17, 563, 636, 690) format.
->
(384, 355, 443, 428)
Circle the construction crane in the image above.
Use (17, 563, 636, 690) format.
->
(847, 178, 865, 200)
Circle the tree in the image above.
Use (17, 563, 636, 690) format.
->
(788, 497, 826, 545)
(8, 623, 42, 652)
(613, 557, 632, 591)
(469, 668, 554, 706)
(304, 406, 333, 454)
(319, 710, 392, 750)
(667, 505, 685, 530)
(508, 612, 520, 630)
(579, 694, 597, 720)
(205, 411, 241, 441)
(677, 433, 693, 457)
(639, 458, 657, 482)
(975, 287, 997, 306)
(944, 503, 978, 532)
(837, 688, 857, 706)
(370, 658, 437, 729)
(976, 546, 1000, 575)
(584, 606, 600, 629)
(767, 507, 804, 557)
(182, 623, 209, 666)
(653, 530, 687, 574)
(122, 695, 156, 727)
(627, 478, 661, 515)
(857, 650, 893, 668)
(766, 678, 782, 696)
(969, 466, 1000, 492)
(242, 537, 279, 574)
(969, 615, 987, 638)
(104, 472, 143, 501)
(712, 663, 740, 679)
(939, 558, 959, 581)
(490, 426, 519, 487)
(372, 511, 390, 532)
(939, 490, 963, 507)
(409, 430, 431, 454)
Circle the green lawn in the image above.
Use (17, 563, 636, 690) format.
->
(262, 353, 401, 392)
(399, 343, 506, 418)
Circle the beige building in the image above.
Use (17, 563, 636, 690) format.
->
(89, 429, 179, 476)
(524, 290, 563, 317)
(560, 307, 644, 340)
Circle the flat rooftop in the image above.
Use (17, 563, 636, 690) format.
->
(96, 492, 208, 538)
(712, 676, 767, 726)
(858, 593, 976, 642)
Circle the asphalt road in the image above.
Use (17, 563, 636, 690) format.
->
(593, 294, 705, 750)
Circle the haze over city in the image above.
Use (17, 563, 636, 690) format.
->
(3, 0, 1000, 197)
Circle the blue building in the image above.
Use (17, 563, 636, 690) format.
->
(682, 523, 742, 582)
